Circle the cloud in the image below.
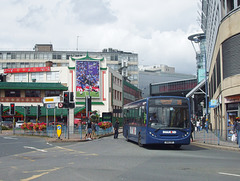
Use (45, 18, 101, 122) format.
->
(70, 0, 117, 25)
(0, 0, 200, 75)
(17, 5, 47, 29)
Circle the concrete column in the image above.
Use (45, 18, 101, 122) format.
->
(69, 108, 74, 134)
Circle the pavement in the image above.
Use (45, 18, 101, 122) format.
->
(191, 129, 240, 151)
(1, 129, 240, 152)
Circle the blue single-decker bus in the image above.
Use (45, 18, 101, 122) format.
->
(123, 96, 191, 148)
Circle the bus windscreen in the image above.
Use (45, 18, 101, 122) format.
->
(148, 98, 189, 130)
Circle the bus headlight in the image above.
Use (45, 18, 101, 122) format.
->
(149, 132, 157, 137)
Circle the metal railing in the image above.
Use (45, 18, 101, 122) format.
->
(193, 128, 240, 148)
(11, 125, 113, 140)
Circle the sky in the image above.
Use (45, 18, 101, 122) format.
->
(0, 0, 201, 75)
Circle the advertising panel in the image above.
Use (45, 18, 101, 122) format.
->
(4, 67, 50, 73)
(76, 60, 100, 98)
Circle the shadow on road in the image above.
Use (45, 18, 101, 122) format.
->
(126, 140, 208, 151)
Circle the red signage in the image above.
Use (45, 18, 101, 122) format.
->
(4, 67, 51, 74)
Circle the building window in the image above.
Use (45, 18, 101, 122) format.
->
(7, 53, 11, 59)
(45, 90, 61, 97)
(53, 54, 62, 59)
(5, 90, 20, 97)
(11, 53, 16, 59)
(110, 55, 118, 61)
(25, 90, 41, 97)
(31, 72, 44, 81)
(227, 0, 234, 13)
(15, 73, 27, 82)
(66, 55, 71, 60)
(47, 72, 60, 81)
(222, 34, 240, 79)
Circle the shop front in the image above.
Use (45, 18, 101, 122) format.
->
(225, 95, 240, 140)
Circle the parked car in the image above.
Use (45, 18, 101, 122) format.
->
(16, 121, 24, 128)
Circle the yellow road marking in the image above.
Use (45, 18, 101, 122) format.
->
(21, 167, 63, 181)
(21, 172, 49, 181)
(55, 146, 85, 153)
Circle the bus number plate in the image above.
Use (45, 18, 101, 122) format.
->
(164, 141, 175, 144)
(163, 131, 176, 134)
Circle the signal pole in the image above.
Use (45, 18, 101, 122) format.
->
(0, 104, 3, 134)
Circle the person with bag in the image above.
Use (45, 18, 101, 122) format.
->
(91, 122, 97, 139)
(234, 117, 240, 144)
(114, 119, 119, 139)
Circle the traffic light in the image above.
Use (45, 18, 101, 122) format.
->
(0, 104, 3, 116)
(63, 91, 70, 107)
(37, 105, 41, 118)
(27, 107, 30, 114)
(70, 92, 74, 103)
(68, 92, 75, 108)
(10, 103, 15, 115)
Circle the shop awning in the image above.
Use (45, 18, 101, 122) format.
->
(0, 82, 68, 90)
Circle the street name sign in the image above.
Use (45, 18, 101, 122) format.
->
(43, 96, 60, 104)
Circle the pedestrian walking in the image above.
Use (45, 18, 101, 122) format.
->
(196, 120, 200, 132)
(86, 120, 92, 140)
(114, 119, 119, 139)
(91, 122, 97, 139)
(205, 119, 209, 133)
(190, 121, 194, 142)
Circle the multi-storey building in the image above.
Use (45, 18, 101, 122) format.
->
(0, 52, 128, 128)
(123, 80, 142, 105)
(201, 0, 240, 140)
(0, 45, 139, 87)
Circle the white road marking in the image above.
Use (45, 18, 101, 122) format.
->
(218, 172, 240, 177)
(24, 146, 47, 153)
(46, 142, 52, 146)
(3, 137, 18, 140)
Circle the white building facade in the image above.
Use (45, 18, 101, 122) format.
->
(0, 54, 123, 126)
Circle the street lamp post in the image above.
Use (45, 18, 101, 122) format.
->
(188, 33, 208, 117)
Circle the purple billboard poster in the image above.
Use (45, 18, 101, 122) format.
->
(76, 60, 100, 98)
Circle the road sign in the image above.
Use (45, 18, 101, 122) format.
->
(46, 104, 55, 109)
(58, 102, 64, 108)
(43, 96, 60, 104)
